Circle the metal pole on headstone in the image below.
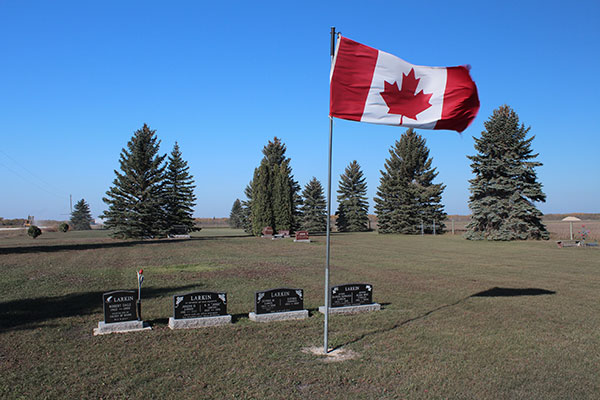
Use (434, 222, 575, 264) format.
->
(433, 220, 436, 235)
(324, 26, 336, 354)
(421, 220, 424, 236)
(136, 269, 144, 321)
(452, 218, 455, 235)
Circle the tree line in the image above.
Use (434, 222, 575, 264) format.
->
(230, 105, 549, 240)
(65, 105, 546, 241)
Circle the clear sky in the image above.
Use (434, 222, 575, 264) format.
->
(1, 1, 599, 220)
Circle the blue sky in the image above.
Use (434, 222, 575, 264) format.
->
(1, 1, 599, 220)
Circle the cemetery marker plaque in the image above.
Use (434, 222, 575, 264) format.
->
(94, 290, 151, 335)
(331, 283, 373, 307)
(294, 231, 310, 242)
(173, 292, 227, 319)
(169, 291, 231, 329)
(103, 290, 137, 323)
(249, 288, 308, 322)
(319, 283, 381, 315)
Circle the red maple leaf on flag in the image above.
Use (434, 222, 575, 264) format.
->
(380, 69, 433, 124)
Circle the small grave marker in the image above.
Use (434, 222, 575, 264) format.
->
(94, 290, 151, 335)
(319, 283, 381, 315)
(169, 291, 231, 329)
(249, 288, 308, 322)
(262, 226, 274, 238)
(294, 231, 310, 243)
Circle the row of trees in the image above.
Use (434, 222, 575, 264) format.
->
(229, 138, 371, 234)
(231, 105, 548, 240)
(102, 124, 196, 238)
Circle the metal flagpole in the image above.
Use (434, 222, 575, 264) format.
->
(324, 26, 336, 354)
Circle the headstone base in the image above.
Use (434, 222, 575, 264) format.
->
(261, 235, 273, 239)
(293, 239, 311, 243)
(93, 320, 151, 336)
(318, 303, 381, 315)
(168, 315, 232, 329)
(249, 309, 309, 322)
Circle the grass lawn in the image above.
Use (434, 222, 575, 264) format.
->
(1, 229, 599, 399)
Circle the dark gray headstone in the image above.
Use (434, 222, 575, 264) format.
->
(255, 288, 303, 315)
(103, 290, 137, 323)
(330, 284, 373, 308)
(173, 292, 227, 319)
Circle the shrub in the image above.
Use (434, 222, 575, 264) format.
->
(28, 225, 42, 239)
(58, 223, 69, 233)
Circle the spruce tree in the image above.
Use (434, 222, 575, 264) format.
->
(229, 199, 244, 229)
(300, 177, 327, 232)
(102, 123, 166, 238)
(336, 160, 369, 232)
(465, 105, 548, 240)
(241, 181, 254, 234)
(70, 198, 93, 230)
(164, 142, 196, 233)
(374, 128, 446, 234)
(248, 137, 300, 235)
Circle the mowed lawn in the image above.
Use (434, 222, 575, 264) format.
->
(0, 229, 598, 399)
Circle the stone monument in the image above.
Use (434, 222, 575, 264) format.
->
(249, 288, 308, 322)
(319, 283, 381, 314)
(168, 291, 231, 329)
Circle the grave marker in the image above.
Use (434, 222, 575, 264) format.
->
(294, 231, 310, 243)
(169, 291, 231, 329)
(262, 226, 274, 238)
(319, 283, 381, 314)
(249, 288, 308, 322)
(94, 290, 151, 335)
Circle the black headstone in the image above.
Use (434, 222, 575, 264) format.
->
(255, 288, 303, 315)
(330, 283, 373, 308)
(103, 290, 137, 323)
(173, 292, 227, 319)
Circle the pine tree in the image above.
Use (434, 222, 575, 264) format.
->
(70, 198, 93, 230)
(102, 123, 166, 238)
(248, 137, 300, 235)
(229, 199, 244, 229)
(300, 177, 327, 232)
(336, 160, 369, 232)
(374, 128, 446, 234)
(465, 105, 548, 240)
(164, 142, 196, 233)
(241, 181, 254, 234)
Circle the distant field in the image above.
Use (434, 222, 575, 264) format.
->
(1, 229, 599, 398)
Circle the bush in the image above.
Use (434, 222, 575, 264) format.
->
(28, 225, 42, 239)
(58, 223, 69, 233)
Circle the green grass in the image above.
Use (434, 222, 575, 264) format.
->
(1, 230, 599, 399)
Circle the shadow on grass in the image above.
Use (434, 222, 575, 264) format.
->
(0, 235, 252, 255)
(332, 287, 555, 351)
(0, 284, 199, 332)
(471, 287, 556, 297)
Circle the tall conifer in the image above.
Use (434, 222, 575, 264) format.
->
(336, 160, 369, 232)
(70, 198, 93, 230)
(466, 105, 548, 240)
(164, 142, 196, 233)
(374, 128, 446, 234)
(102, 123, 166, 238)
(300, 177, 327, 232)
(248, 137, 300, 235)
(229, 199, 244, 229)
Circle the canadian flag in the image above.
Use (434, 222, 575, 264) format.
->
(330, 36, 479, 133)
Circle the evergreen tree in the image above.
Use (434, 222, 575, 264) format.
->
(374, 128, 446, 234)
(248, 137, 300, 235)
(336, 160, 369, 232)
(229, 199, 244, 229)
(102, 123, 166, 238)
(164, 142, 196, 233)
(241, 181, 254, 234)
(70, 198, 93, 230)
(300, 177, 327, 232)
(465, 105, 548, 240)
